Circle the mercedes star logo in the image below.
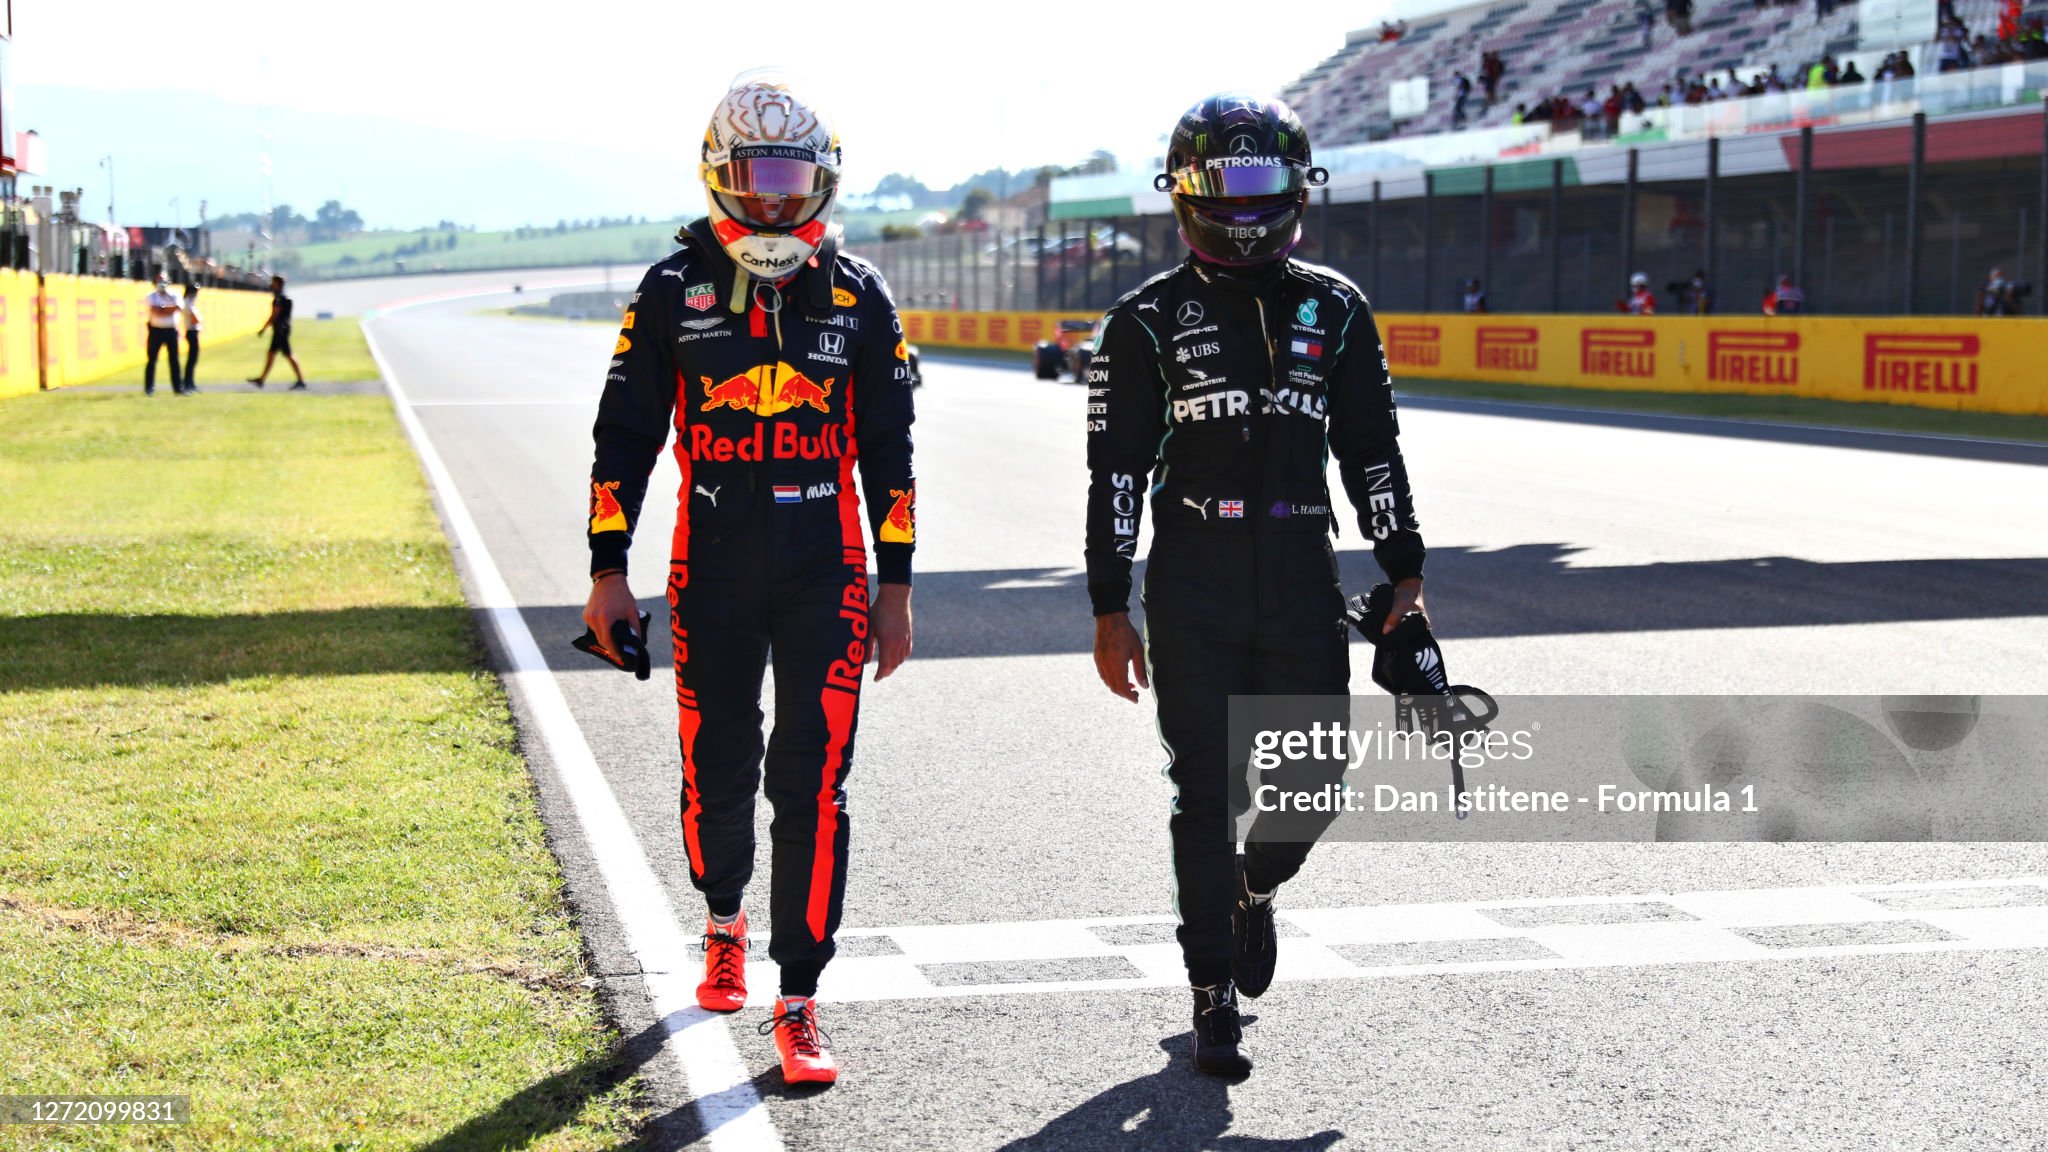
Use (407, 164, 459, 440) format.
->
(1231, 135, 1258, 155)
(1176, 300, 1205, 328)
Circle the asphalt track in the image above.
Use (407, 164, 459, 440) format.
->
(319, 270, 2048, 1150)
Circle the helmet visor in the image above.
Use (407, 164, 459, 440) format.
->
(705, 154, 836, 230)
(1167, 159, 1307, 199)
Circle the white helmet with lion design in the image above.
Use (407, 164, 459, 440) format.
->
(701, 69, 842, 280)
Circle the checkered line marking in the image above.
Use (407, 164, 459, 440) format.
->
(726, 877, 2048, 1007)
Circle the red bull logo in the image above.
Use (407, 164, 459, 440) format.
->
(1475, 326, 1539, 372)
(1580, 328, 1655, 378)
(589, 480, 628, 534)
(1864, 334, 1979, 395)
(879, 487, 915, 544)
(1709, 331, 1799, 385)
(688, 423, 846, 462)
(1384, 324, 1441, 369)
(698, 363, 836, 416)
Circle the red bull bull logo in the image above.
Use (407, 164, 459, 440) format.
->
(698, 363, 836, 416)
(1708, 331, 1799, 385)
(880, 487, 915, 544)
(1475, 326, 1539, 372)
(1863, 334, 1979, 395)
(1580, 328, 1656, 378)
(1384, 324, 1441, 369)
(589, 480, 628, 534)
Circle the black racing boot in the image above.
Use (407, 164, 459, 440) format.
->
(1191, 981, 1253, 1078)
(1232, 862, 1279, 998)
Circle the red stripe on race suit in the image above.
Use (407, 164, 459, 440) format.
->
(807, 372, 866, 941)
(669, 369, 706, 878)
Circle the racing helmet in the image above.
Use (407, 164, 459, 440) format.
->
(1157, 93, 1326, 266)
(701, 69, 842, 280)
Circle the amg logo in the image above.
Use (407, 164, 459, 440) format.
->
(1709, 332, 1799, 385)
(1863, 334, 1980, 395)
(1475, 327, 1539, 372)
(1580, 328, 1655, 378)
(1385, 324, 1441, 368)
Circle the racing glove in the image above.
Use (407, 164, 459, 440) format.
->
(572, 611, 651, 681)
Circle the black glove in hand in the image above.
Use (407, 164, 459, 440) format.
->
(572, 611, 652, 680)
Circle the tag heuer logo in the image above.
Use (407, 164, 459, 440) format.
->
(684, 282, 716, 311)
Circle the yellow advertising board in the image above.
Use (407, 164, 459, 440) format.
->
(900, 308, 2048, 416)
(0, 275, 276, 399)
(900, 310, 1100, 353)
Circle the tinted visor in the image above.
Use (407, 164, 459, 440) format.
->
(706, 153, 836, 230)
(1168, 159, 1308, 198)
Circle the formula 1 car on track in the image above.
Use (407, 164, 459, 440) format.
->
(1033, 318, 1100, 382)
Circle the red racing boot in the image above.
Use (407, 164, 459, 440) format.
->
(695, 912, 749, 1013)
(760, 996, 837, 1085)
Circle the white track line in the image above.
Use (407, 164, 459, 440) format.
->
(362, 308, 781, 1152)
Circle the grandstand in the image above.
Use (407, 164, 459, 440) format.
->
(1280, 0, 2036, 143)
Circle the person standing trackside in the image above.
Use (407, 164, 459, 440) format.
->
(580, 70, 915, 1087)
(180, 283, 203, 392)
(143, 274, 185, 396)
(248, 275, 305, 390)
(1087, 93, 1433, 1078)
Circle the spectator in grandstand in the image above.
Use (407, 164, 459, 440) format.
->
(1976, 268, 2027, 315)
(1580, 88, 1604, 125)
(1637, 0, 1657, 47)
(1667, 0, 1694, 35)
(1603, 86, 1625, 135)
(1838, 60, 1866, 83)
(1765, 65, 1789, 92)
(1625, 83, 1647, 114)
(1674, 269, 1714, 314)
(2023, 16, 2048, 58)
(1619, 272, 1657, 314)
(1453, 71, 1473, 128)
(1512, 102, 1529, 124)
(1463, 278, 1490, 313)
(1380, 19, 1406, 42)
(1936, 19, 1969, 71)
(1482, 51, 1507, 107)
(180, 283, 203, 392)
(143, 273, 185, 396)
(1762, 274, 1805, 315)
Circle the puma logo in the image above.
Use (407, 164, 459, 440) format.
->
(693, 484, 721, 507)
(660, 268, 688, 281)
(1183, 497, 1211, 520)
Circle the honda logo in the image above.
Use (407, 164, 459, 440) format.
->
(1176, 300, 1205, 328)
(818, 332, 845, 356)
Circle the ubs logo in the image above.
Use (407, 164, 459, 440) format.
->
(1384, 324, 1441, 368)
(1580, 328, 1655, 378)
(1863, 334, 1979, 394)
(1474, 326, 1539, 371)
(1708, 331, 1799, 385)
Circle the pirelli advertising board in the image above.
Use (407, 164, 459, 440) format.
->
(900, 309, 2048, 416)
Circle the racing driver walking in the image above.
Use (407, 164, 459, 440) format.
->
(1086, 93, 1431, 1077)
(582, 70, 916, 1086)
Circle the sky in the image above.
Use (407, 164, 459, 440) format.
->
(13, 0, 1393, 230)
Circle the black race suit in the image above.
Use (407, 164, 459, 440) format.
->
(1084, 256, 1425, 986)
(588, 221, 916, 996)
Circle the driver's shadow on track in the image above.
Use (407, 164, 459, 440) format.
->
(992, 1037, 1345, 1152)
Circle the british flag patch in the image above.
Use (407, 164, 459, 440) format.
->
(1219, 500, 1245, 519)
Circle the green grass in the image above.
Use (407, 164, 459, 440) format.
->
(284, 209, 928, 280)
(1394, 375, 2048, 444)
(181, 318, 382, 388)
(0, 384, 643, 1148)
